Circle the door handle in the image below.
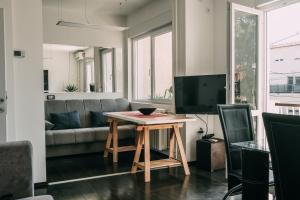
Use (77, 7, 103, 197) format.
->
(0, 98, 4, 103)
(0, 108, 4, 113)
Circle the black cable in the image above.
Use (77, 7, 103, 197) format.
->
(195, 114, 208, 136)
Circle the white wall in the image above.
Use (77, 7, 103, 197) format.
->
(43, 6, 124, 48)
(173, 0, 257, 161)
(185, 0, 215, 75)
(214, 0, 228, 74)
(44, 92, 123, 100)
(0, 0, 15, 141)
(43, 48, 77, 92)
(12, 0, 46, 183)
(184, 0, 220, 161)
(127, 0, 172, 38)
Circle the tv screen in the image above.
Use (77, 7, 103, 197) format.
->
(174, 74, 226, 114)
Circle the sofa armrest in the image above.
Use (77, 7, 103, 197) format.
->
(0, 141, 33, 199)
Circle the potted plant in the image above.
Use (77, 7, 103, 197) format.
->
(90, 83, 95, 92)
(64, 84, 78, 92)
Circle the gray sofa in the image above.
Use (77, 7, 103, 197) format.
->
(45, 98, 136, 158)
(0, 141, 53, 200)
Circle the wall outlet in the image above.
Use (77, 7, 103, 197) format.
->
(14, 50, 25, 58)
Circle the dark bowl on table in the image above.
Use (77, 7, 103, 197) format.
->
(138, 108, 157, 115)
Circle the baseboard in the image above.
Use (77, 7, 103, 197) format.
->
(34, 182, 48, 189)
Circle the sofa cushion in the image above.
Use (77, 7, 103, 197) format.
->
(84, 100, 101, 127)
(116, 98, 131, 111)
(100, 99, 117, 112)
(90, 111, 107, 127)
(94, 125, 136, 141)
(48, 129, 76, 145)
(45, 131, 54, 146)
(46, 124, 136, 146)
(74, 128, 96, 143)
(66, 100, 87, 128)
(45, 100, 66, 121)
(50, 111, 81, 130)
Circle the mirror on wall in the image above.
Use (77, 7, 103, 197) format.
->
(43, 44, 123, 93)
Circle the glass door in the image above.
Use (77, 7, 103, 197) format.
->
(101, 49, 114, 93)
(230, 3, 264, 142)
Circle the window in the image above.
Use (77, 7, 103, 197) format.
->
(85, 59, 94, 92)
(101, 49, 114, 92)
(133, 36, 151, 99)
(296, 76, 300, 85)
(133, 26, 173, 102)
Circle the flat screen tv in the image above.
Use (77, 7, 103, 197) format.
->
(174, 74, 226, 114)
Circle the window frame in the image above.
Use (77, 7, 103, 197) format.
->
(100, 48, 116, 93)
(84, 58, 95, 92)
(132, 25, 173, 104)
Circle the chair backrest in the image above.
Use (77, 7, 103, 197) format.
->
(242, 149, 269, 200)
(218, 104, 255, 171)
(263, 112, 300, 200)
(0, 141, 33, 199)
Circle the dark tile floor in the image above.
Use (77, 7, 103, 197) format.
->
(38, 166, 230, 200)
(47, 151, 167, 182)
(43, 152, 276, 200)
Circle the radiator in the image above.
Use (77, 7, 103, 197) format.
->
(150, 129, 171, 151)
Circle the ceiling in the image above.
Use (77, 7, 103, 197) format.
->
(43, 0, 153, 16)
(43, 44, 88, 52)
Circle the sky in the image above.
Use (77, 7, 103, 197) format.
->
(268, 2, 300, 44)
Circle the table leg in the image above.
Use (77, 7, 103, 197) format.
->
(169, 129, 175, 160)
(173, 125, 190, 175)
(131, 131, 144, 173)
(103, 122, 113, 158)
(144, 127, 151, 182)
(112, 120, 118, 163)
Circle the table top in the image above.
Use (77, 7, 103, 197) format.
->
(105, 111, 196, 125)
(232, 140, 269, 153)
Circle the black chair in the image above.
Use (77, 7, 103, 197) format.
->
(218, 104, 255, 191)
(223, 149, 270, 200)
(263, 112, 300, 200)
(241, 149, 270, 200)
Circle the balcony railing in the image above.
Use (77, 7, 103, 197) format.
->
(270, 84, 300, 93)
(275, 103, 300, 115)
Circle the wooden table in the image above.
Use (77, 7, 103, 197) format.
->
(103, 111, 195, 182)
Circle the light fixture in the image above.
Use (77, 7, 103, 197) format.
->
(56, 21, 128, 31)
(256, 0, 281, 8)
(256, 0, 300, 10)
(56, 0, 129, 31)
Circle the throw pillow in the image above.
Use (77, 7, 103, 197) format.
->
(45, 120, 55, 130)
(50, 111, 81, 130)
(90, 111, 107, 127)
